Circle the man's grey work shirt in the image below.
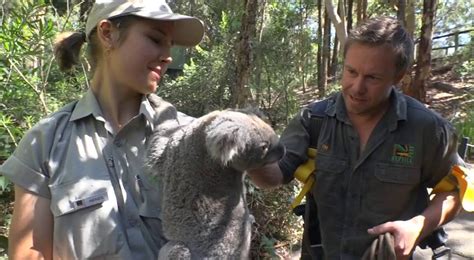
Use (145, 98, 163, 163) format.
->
(0, 90, 189, 259)
(279, 90, 459, 259)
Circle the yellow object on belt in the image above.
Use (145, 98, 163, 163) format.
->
(291, 148, 317, 209)
(432, 165, 474, 212)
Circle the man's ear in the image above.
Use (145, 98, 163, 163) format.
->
(96, 19, 116, 49)
(393, 69, 407, 85)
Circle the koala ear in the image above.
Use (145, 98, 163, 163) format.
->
(205, 116, 247, 166)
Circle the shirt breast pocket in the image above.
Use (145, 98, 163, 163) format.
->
(49, 177, 124, 258)
(365, 163, 421, 217)
(313, 154, 347, 208)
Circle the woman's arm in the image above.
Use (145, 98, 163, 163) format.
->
(9, 185, 53, 260)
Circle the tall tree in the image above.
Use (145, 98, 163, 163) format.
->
(317, 0, 325, 96)
(321, 10, 331, 93)
(347, 0, 354, 32)
(397, 0, 406, 26)
(324, 0, 347, 50)
(356, 0, 367, 24)
(400, 0, 416, 95)
(411, 0, 438, 102)
(233, 0, 258, 107)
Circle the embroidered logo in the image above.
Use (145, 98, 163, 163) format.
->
(321, 143, 330, 152)
(391, 144, 415, 165)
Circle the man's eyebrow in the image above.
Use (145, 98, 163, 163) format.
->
(344, 64, 355, 70)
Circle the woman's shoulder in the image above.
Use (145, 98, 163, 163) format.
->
(25, 100, 79, 140)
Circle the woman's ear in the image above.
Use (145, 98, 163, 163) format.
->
(96, 19, 116, 49)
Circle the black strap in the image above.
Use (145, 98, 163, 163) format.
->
(300, 99, 328, 260)
(308, 99, 329, 148)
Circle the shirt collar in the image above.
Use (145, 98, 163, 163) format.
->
(388, 88, 407, 131)
(70, 89, 105, 122)
(69, 89, 155, 126)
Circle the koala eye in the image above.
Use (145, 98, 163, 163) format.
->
(259, 141, 269, 154)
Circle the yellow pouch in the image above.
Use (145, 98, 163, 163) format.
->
(432, 165, 474, 212)
(291, 148, 317, 209)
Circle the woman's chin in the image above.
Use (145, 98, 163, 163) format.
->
(147, 81, 159, 93)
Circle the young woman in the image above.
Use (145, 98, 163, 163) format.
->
(1, 0, 204, 259)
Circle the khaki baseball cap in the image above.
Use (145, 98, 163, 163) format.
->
(85, 0, 204, 47)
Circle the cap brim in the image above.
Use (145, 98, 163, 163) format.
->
(132, 11, 204, 47)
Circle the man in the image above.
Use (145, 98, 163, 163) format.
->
(248, 16, 462, 259)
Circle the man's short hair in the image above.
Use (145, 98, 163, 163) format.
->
(344, 16, 414, 74)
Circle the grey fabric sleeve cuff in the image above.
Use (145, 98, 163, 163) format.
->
(0, 155, 51, 198)
(278, 109, 312, 184)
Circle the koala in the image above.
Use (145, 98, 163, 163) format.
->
(145, 107, 284, 260)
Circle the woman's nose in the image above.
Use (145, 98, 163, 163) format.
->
(161, 55, 172, 64)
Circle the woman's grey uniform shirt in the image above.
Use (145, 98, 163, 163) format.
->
(0, 90, 190, 259)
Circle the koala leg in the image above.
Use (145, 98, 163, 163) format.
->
(158, 241, 192, 260)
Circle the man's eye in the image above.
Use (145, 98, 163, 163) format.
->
(150, 37, 161, 44)
(347, 69, 356, 75)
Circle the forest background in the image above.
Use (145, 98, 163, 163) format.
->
(0, 0, 472, 258)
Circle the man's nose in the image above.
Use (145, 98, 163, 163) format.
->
(352, 76, 367, 94)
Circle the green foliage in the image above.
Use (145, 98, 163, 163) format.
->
(453, 101, 474, 140)
(453, 60, 474, 81)
(0, 1, 86, 162)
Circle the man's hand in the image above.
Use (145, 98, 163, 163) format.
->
(367, 215, 424, 260)
(368, 190, 461, 259)
(246, 162, 284, 189)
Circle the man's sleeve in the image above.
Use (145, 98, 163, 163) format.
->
(421, 116, 460, 188)
(278, 108, 312, 184)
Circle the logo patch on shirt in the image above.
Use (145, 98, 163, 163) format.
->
(391, 144, 415, 165)
(321, 143, 330, 152)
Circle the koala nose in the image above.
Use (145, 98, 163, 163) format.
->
(266, 142, 285, 162)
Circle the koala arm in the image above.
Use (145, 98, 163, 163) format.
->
(247, 162, 284, 189)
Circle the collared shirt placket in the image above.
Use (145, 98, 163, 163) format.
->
(340, 110, 392, 255)
(104, 115, 159, 257)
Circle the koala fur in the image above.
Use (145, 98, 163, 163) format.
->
(145, 106, 284, 260)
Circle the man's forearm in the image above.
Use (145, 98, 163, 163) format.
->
(414, 191, 461, 240)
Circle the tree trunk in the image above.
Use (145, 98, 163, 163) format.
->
(405, 0, 416, 37)
(330, 34, 339, 78)
(362, 0, 367, 21)
(411, 0, 437, 102)
(397, 0, 406, 26)
(317, 0, 325, 96)
(324, 0, 347, 50)
(254, 0, 267, 105)
(233, 0, 258, 108)
(321, 10, 331, 94)
(300, 0, 307, 93)
(347, 0, 354, 32)
(79, 0, 94, 22)
(400, 0, 416, 95)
